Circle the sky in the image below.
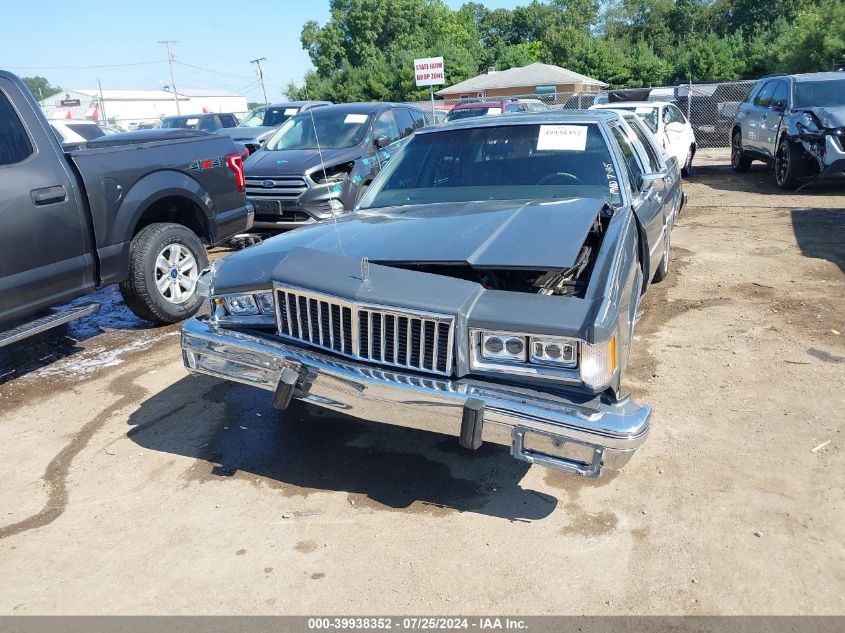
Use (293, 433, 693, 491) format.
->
(3, 0, 526, 104)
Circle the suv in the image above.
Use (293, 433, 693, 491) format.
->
(731, 72, 845, 188)
(156, 113, 239, 133)
(243, 102, 426, 233)
(445, 99, 528, 122)
(217, 101, 332, 154)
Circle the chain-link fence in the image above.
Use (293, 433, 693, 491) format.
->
(408, 79, 756, 149)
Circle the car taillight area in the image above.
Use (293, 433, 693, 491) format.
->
(226, 153, 246, 193)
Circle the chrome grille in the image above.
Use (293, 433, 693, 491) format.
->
(245, 176, 308, 199)
(275, 285, 454, 376)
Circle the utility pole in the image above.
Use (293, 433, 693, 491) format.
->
(96, 78, 108, 125)
(159, 40, 181, 114)
(250, 57, 268, 104)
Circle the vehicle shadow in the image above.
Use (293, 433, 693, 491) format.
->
(0, 285, 157, 385)
(791, 208, 845, 274)
(688, 160, 843, 196)
(127, 375, 558, 521)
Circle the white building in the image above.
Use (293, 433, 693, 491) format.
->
(40, 88, 249, 129)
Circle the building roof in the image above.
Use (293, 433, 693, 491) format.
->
(437, 63, 607, 95)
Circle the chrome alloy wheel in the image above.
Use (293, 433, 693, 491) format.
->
(154, 243, 199, 304)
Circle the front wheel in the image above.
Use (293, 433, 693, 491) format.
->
(681, 145, 694, 177)
(731, 131, 752, 173)
(119, 222, 208, 324)
(775, 137, 810, 190)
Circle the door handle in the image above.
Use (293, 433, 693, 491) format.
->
(761, 114, 767, 121)
(31, 185, 67, 206)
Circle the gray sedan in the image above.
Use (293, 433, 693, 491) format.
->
(180, 110, 685, 477)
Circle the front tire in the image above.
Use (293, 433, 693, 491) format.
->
(681, 145, 694, 177)
(775, 137, 810, 190)
(119, 223, 208, 324)
(731, 131, 752, 172)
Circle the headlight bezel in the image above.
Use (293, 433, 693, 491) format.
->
(209, 290, 276, 327)
(469, 328, 617, 390)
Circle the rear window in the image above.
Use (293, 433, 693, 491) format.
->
(157, 117, 200, 129)
(446, 107, 502, 121)
(0, 92, 34, 165)
(66, 123, 106, 140)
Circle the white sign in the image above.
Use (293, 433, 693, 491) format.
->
(414, 56, 445, 87)
(536, 125, 588, 151)
(344, 114, 369, 124)
(284, 108, 299, 116)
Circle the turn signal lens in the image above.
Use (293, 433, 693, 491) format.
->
(580, 335, 618, 390)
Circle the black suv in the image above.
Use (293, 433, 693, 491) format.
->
(731, 72, 845, 188)
(243, 102, 426, 232)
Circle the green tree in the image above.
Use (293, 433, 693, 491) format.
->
(22, 76, 61, 101)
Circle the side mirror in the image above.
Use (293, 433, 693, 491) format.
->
(374, 135, 391, 150)
(770, 101, 784, 112)
(639, 172, 666, 193)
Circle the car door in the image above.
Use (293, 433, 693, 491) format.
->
(745, 80, 776, 155)
(370, 109, 403, 172)
(760, 80, 789, 156)
(663, 105, 689, 166)
(609, 123, 667, 280)
(0, 79, 94, 323)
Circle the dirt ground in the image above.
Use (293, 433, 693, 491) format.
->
(0, 149, 843, 615)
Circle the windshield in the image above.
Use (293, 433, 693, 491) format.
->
(446, 107, 502, 121)
(265, 110, 371, 150)
(608, 106, 659, 133)
(794, 80, 845, 108)
(239, 105, 299, 128)
(359, 123, 623, 209)
(157, 116, 200, 129)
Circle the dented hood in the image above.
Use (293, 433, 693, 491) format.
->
(798, 106, 845, 129)
(211, 198, 607, 292)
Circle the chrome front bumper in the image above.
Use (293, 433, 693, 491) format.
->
(181, 318, 651, 477)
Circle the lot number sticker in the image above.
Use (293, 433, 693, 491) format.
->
(537, 125, 588, 151)
(344, 114, 369, 124)
(284, 108, 299, 115)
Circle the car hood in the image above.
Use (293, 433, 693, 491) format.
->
(211, 198, 608, 293)
(217, 126, 277, 142)
(244, 146, 361, 176)
(798, 106, 845, 129)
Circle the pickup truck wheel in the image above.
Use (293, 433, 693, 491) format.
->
(731, 131, 752, 173)
(120, 223, 208, 324)
(775, 137, 809, 190)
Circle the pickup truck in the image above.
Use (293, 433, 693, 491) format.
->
(0, 71, 253, 348)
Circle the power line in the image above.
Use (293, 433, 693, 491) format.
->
(173, 60, 256, 83)
(5, 61, 162, 70)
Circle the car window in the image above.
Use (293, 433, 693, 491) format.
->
(219, 114, 238, 128)
(625, 117, 663, 172)
(0, 93, 34, 165)
(754, 81, 776, 109)
(393, 109, 416, 138)
(610, 125, 643, 193)
(409, 109, 426, 130)
(372, 110, 400, 145)
(359, 122, 625, 209)
(66, 123, 106, 140)
(505, 103, 521, 112)
(770, 81, 789, 110)
(668, 105, 686, 124)
(794, 79, 845, 108)
(197, 117, 216, 132)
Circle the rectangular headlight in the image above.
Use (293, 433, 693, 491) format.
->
(223, 294, 259, 315)
(480, 332, 527, 362)
(255, 291, 275, 314)
(530, 336, 578, 368)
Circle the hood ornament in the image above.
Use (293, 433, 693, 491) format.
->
(360, 257, 370, 283)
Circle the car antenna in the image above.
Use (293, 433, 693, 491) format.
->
(303, 85, 345, 255)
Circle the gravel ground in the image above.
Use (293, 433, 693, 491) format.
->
(0, 149, 842, 615)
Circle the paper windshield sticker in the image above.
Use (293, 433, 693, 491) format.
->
(635, 106, 654, 114)
(537, 125, 588, 151)
(186, 118, 199, 125)
(284, 108, 299, 116)
(485, 107, 502, 115)
(344, 114, 368, 124)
